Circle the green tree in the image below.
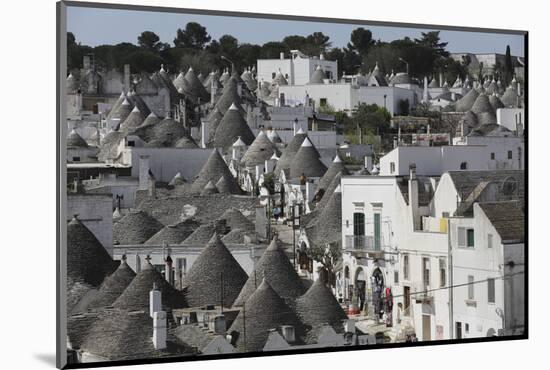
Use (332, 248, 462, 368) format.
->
(174, 22, 211, 49)
(138, 31, 162, 51)
(348, 27, 374, 55)
(504, 45, 513, 85)
(304, 32, 331, 55)
(414, 31, 449, 57)
(282, 35, 308, 51)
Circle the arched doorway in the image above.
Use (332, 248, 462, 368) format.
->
(354, 267, 366, 311)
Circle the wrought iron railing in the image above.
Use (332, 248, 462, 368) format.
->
(344, 235, 387, 252)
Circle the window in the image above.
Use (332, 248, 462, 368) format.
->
(353, 212, 365, 249)
(508, 150, 513, 159)
(272, 72, 276, 79)
(487, 234, 493, 249)
(319, 98, 327, 107)
(465, 323, 470, 334)
(468, 275, 475, 300)
(467, 229, 475, 247)
(390, 162, 396, 174)
(403, 255, 409, 280)
(439, 258, 446, 287)
(460, 161, 468, 170)
(72, 156, 81, 162)
(458, 227, 466, 246)
(422, 257, 430, 287)
(394, 271, 399, 284)
(488, 278, 495, 303)
(490, 152, 495, 160)
(373, 213, 381, 250)
(127, 140, 135, 147)
(458, 227, 475, 248)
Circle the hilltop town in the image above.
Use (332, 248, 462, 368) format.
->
(64, 26, 525, 364)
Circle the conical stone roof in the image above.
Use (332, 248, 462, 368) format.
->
(501, 86, 519, 107)
(215, 77, 245, 115)
(174, 135, 199, 149)
(201, 180, 219, 195)
(317, 154, 349, 191)
(144, 219, 200, 245)
(273, 130, 307, 175)
(110, 98, 133, 123)
(295, 278, 347, 343)
(119, 106, 145, 134)
(168, 172, 185, 186)
(241, 131, 279, 167)
(317, 172, 342, 211)
(218, 207, 255, 232)
(233, 238, 306, 307)
(180, 221, 228, 247)
(127, 91, 151, 117)
(489, 94, 505, 111)
(113, 210, 164, 245)
(106, 92, 126, 121)
(471, 94, 495, 115)
(183, 67, 210, 102)
(86, 257, 136, 309)
(267, 129, 283, 144)
(309, 65, 325, 84)
(229, 279, 304, 352)
(67, 129, 88, 148)
(190, 149, 240, 193)
(79, 309, 187, 361)
(113, 260, 187, 310)
(67, 217, 117, 287)
(139, 112, 161, 129)
(290, 137, 327, 179)
(306, 186, 342, 248)
(213, 103, 255, 150)
(183, 234, 248, 307)
(215, 174, 240, 194)
(455, 88, 479, 112)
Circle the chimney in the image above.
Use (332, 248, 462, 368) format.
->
(305, 181, 315, 203)
(153, 311, 167, 350)
(136, 254, 141, 273)
(279, 93, 285, 107)
(408, 164, 421, 230)
(148, 170, 156, 198)
(281, 325, 295, 343)
(344, 319, 356, 333)
(211, 79, 217, 106)
(364, 155, 373, 172)
(124, 64, 130, 92)
(201, 121, 209, 148)
(280, 52, 285, 60)
(139, 155, 150, 190)
(320, 53, 325, 60)
(422, 76, 428, 103)
(393, 137, 398, 149)
(149, 283, 162, 318)
(165, 254, 173, 285)
(439, 72, 443, 87)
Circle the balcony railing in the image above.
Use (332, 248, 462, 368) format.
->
(344, 235, 388, 253)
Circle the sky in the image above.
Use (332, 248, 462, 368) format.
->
(67, 6, 525, 57)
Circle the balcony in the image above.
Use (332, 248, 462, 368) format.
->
(344, 235, 388, 257)
(413, 282, 433, 304)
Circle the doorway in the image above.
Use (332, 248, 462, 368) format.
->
(403, 286, 411, 316)
(422, 315, 431, 341)
(456, 322, 462, 339)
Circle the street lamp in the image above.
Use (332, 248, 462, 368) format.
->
(398, 57, 409, 75)
(220, 55, 235, 75)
